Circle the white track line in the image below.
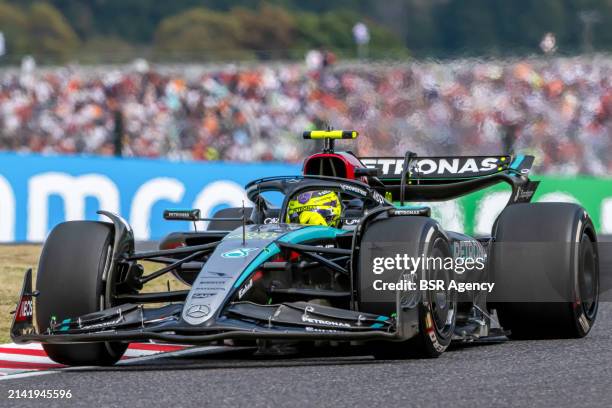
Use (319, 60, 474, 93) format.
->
(1, 343, 45, 350)
(0, 345, 238, 382)
(0, 342, 187, 378)
(0, 353, 60, 365)
(0, 370, 58, 381)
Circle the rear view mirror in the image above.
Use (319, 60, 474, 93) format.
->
(163, 208, 201, 221)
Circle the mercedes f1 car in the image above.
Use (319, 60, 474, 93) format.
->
(11, 130, 599, 365)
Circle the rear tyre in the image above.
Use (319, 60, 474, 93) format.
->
(491, 203, 599, 339)
(36, 221, 127, 366)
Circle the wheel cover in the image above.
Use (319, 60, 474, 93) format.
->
(427, 239, 456, 338)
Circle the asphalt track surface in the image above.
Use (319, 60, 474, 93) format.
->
(1, 243, 612, 407)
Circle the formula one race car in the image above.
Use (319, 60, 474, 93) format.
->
(11, 130, 599, 365)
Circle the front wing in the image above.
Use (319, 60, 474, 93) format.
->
(11, 269, 401, 345)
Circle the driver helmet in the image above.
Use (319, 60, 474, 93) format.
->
(286, 190, 342, 227)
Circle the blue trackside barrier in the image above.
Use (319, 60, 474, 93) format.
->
(0, 152, 300, 242)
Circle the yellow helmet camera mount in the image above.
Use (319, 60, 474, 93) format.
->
(302, 129, 358, 153)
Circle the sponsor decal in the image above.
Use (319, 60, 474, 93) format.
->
(238, 279, 253, 299)
(361, 157, 506, 178)
(206, 271, 229, 277)
(287, 205, 322, 214)
(264, 217, 279, 224)
(15, 296, 33, 322)
(163, 208, 200, 221)
(192, 293, 215, 299)
(226, 232, 281, 240)
(80, 316, 123, 330)
(360, 158, 405, 176)
(301, 315, 351, 328)
(392, 208, 429, 216)
(297, 192, 312, 204)
(198, 279, 229, 285)
(186, 304, 211, 319)
(340, 184, 367, 196)
(305, 327, 339, 333)
(513, 182, 539, 203)
(343, 218, 360, 226)
(164, 211, 193, 220)
(372, 191, 386, 204)
(515, 188, 535, 201)
(221, 248, 259, 258)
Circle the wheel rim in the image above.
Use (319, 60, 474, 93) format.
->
(579, 234, 598, 320)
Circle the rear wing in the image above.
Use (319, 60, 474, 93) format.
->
(298, 129, 537, 204)
(360, 155, 533, 181)
(359, 154, 538, 203)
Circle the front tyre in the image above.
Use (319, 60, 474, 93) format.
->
(36, 221, 127, 366)
(358, 216, 456, 359)
(410, 235, 456, 357)
(379, 233, 456, 358)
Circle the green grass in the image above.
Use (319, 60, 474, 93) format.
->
(0, 245, 187, 344)
(0, 246, 41, 344)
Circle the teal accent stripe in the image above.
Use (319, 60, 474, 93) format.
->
(277, 226, 344, 244)
(57, 318, 71, 331)
(233, 243, 280, 288)
(394, 205, 428, 210)
(370, 316, 390, 328)
(510, 154, 525, 170)
(233, 226, 344, 289)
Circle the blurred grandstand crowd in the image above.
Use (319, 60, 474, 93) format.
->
(0, 56, 611, 174)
